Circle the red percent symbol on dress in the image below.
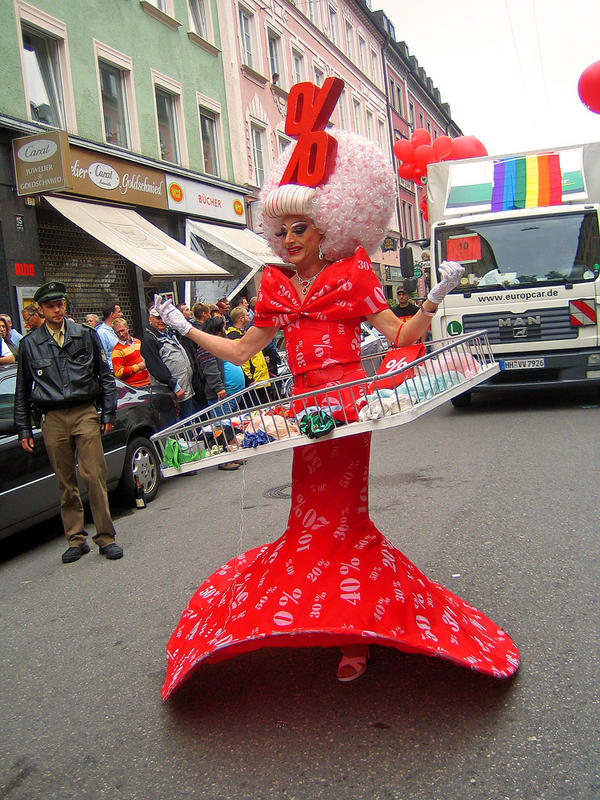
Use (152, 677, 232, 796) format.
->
(279, 77, 345, 187)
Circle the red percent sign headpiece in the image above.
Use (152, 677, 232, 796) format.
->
(279, 77, 345, 187)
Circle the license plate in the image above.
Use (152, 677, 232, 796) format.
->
(500, 358, 546, 370)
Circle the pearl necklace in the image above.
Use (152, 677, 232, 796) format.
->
(297, 264, 327, 295)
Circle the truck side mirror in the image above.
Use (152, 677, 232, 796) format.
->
(399, 247, 414, 277)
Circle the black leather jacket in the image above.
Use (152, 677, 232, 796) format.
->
(14, 320, 117, 439)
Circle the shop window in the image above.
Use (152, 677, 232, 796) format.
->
(199, 108, 220, 176)
(292, 47, 304, 83)
(366, 110, 374, 140)
(152, 71, 187, 166)
(188, 0, 207, 37)
(267, 29, 282, 83)
(352, 98, 361, 134)
(277, 133, 292, 155)
(94, 40, 140, 151)
(338, 88, 346, 128)
(328, 5, 338, 45)
(99, 61, 130, 148)
(345, 20, 354, 61)
(370, 48, 379, 83)
(358, 35, 366, 72)
(250, 123, 266, 187)
(21, 26, 65, 127)
(313, 64, 324, 87)
(17, 3, 76, 132)
(155, 88, 180, 163)
(239, 6, 255, 69)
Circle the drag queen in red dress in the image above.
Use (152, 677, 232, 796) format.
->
(154, 101, 520, 699)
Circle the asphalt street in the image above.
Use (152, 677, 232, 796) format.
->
(1, 388, 599, 800)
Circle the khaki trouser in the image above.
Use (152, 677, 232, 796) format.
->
(41, 403, 116, 548)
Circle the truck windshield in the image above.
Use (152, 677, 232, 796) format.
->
(435, 210, 600, 291)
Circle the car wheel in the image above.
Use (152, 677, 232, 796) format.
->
(119, 436, 160, 506)
(451, 391, 472, 408)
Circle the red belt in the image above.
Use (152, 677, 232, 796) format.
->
(298, 362, 358, 389)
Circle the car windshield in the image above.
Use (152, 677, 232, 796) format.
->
(435, 210, 600, 290)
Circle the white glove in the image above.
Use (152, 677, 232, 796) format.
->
(427, 261, 464, 305)
(153, 294, 192, 335)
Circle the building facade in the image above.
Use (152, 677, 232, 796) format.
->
(0, 0, 258, 335)
(0, 0, 465, 329)
(218, 0, 462, 300)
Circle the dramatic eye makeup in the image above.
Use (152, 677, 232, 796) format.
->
(275, 222, 309, 238)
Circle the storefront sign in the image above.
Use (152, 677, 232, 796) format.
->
(382, 236, 398, 252)
(166, 173, 246, 224)
(13, 130, 70, 196)
(68, 146, 168, 209)
(15, 262, 36, 276)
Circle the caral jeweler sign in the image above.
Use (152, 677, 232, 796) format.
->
(13, 130, 71, 196)
(68, 146, 167, 209)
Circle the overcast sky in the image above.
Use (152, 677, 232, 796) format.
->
(375, 0, 600, 156)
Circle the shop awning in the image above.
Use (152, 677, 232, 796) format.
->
(186, 219, 288, 298)
(45, 196, 230, 281)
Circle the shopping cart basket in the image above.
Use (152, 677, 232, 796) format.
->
(151, 331, 498, 477)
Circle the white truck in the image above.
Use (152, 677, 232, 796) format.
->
(416, 141, 600, 406)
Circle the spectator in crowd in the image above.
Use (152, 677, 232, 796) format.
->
(111, 317, 150, 387)
(176, 303, 193, 321)
(14, 281, 122, 563)
(22, 303, 44, 332)
(216, 298, 232, 327)
(248, 295, 257, 325)
(196, 316, 244, 471)
(226, 306, 270, 403)
(192, 302, 210, 327)
(209, 304, 222, 318)
(85, 313, 101, 328)
(0, 317, 19, 356)
(391, 283, 420, 318)
(0, 321, 15, 366)
(173, 312, 207, 410)
(141, 307, 197, 419)
(0, 314, 22, 348)
(96, 302, 121, 370)
(261, 334, 282, 380)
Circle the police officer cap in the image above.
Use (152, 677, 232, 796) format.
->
(33, 281, 67, 304)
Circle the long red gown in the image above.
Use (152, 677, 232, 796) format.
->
(162, 248, 519, 699)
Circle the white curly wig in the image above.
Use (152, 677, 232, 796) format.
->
(259, 128, 397, 262)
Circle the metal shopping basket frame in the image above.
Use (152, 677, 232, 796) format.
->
(151, 331, 498, 477)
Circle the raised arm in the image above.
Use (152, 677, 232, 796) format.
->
(153, 296, 277, 365)
(367, 261, 464, 347)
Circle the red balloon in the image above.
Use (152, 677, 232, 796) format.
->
(578, 60, 600, 114)
(411, 128, 431, 147)
(443, 135, 487, 161)
(433, 135, 453, 160)
(393, 139, 415, 163)
(412, 164, 426, 181)
(413, 144, 436, 168)
(397, 163, 416, 181)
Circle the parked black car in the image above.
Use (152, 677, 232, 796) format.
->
(0, 365, 176, 540)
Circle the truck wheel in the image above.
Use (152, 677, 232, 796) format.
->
(451, 392, 472, 408)
(119, 436, 160, 506)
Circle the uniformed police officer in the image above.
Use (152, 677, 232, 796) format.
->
(14, 281, 123, 563)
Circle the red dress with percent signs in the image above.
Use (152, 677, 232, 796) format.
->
(161, 248, 519, 699)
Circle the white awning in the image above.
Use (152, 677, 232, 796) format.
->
(186, 219, 288, 299)
(45, 196, 230, 281)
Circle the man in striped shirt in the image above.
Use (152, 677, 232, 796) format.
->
(111, 318, 150, 387)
